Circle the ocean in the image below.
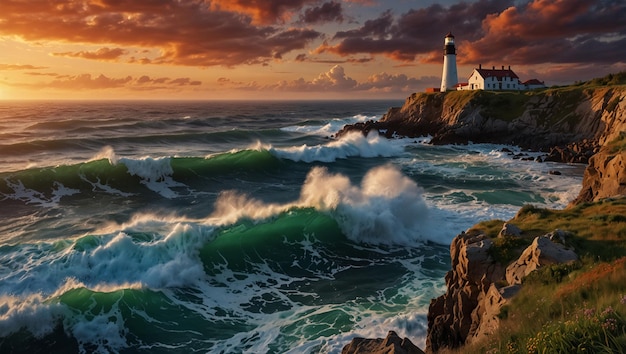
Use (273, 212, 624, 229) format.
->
(0, 100, 583, 353)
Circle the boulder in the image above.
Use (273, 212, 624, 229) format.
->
(547, 229, 572, 244)
(341, 331, 424, 354)
(498, 223, 522, 238)
(506, 235, 578, 285)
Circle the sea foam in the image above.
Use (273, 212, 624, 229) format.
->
(270, 131, 405, 163)
(208, 164, 450, 245)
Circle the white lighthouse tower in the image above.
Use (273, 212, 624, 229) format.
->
(440, 32, 458, 92)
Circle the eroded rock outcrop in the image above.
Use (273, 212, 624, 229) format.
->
(336, 87, 626, 162)
(570, 136, 626, 205)
(425, 231, 504, 352)
(342, 331, 424, 354)
(506, 236, 578, 285)
(426, 228, 578, 353)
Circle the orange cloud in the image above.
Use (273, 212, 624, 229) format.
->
(0, 63, 48, 70)
(210, 0, 319, 24)
(459, 0, 626, 65)
(6, 73, 202, 91)
(52, 47, 128, 61)
(220, 64, 437, 93)
(0, 0, 322, 67)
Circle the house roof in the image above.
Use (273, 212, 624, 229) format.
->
(476, 68, 519, 80)
(522, 79, 544, 85)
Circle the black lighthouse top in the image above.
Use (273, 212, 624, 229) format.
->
(444, 32, 456, 55)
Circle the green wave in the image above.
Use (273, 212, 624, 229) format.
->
(0, 150, 288, 202)
(200, 208, 346, 277)
(172, 149, 284, 177)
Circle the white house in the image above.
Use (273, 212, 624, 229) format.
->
(456, 65, 545, 91)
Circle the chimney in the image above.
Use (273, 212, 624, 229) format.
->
(502, 65, 505, 70)
(508, 65, 511, 70)
(492, 66, 495, 70)
(479, 64, 482, 69)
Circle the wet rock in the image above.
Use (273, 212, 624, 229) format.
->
(342, 331, 424, 354)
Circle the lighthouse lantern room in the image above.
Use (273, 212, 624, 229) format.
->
(440, 32, 458, 92)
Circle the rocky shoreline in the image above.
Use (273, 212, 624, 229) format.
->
(336, 86, 625, 164)
(341, 84, 626, 353)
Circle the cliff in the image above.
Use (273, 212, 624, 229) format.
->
(426, 227, 578, 352)
(337, 85, 626, 163)
(570, 132, 626, 205)
(340, 79, 626, 354)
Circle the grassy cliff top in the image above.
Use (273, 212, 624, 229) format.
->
(460, 195, 626, 353)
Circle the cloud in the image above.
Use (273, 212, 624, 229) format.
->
(7, 73, 202, 91)
(294, 53, 373, 64)
(168, 77, 202, 86)
(210, 0, 320, 24)
(358, 72, 437, 93)
(300, 2, 344, 24)
(317, 0, 626, 67)
(317, 1, 513, 62)
(0, 0, 322, 67)
(47, 74, 133, 90)
(220, 64, 438, 93)
(0, 63, 48, 70)
(52, 47, 128, 61)
(459, 0, 626, 65)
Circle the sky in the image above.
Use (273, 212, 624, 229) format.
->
(1, 0, 625, 100)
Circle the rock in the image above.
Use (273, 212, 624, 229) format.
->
(339, 87, 626, 156)
(469, 283, 520, 343)
(549, 170, 562, 175)
(547, 229, 572, 244)
(570, 144, 626, 206)
(427, 229, 579, 352)
(341, 331, 424, 354)
(426, 232, 505, 352)
(506, 235, 578, 285)
(499, 223, 522, 238)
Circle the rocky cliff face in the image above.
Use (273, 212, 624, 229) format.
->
(336, 86, 626, 163)
(570, 133, 626, 205)
(338, 85, 626, 353)
(380, 87, 626, 151)
(426, 227, 578, 353)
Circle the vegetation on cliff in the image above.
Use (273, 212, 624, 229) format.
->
(423, 88, 626, 352)
(456, 197, 626, 353)
(350, 71, 626, 159)
(342, 73, 626, 353)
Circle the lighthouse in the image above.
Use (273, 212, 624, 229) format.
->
(440, 32, 458, 92)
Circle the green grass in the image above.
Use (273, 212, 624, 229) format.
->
(583, 71, 626, 87)
(449, 197, 626, 354)
(471, 91, 532, 122)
